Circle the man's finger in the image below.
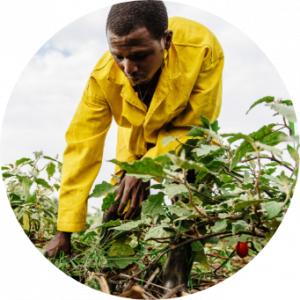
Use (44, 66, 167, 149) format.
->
(124, 195, 139, 220)
(114, 179, 125, 202)
(117, 187, 131, 215)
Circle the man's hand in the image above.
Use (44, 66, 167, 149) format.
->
(114, 175, 150, 220)
(45, 231, 71, 258)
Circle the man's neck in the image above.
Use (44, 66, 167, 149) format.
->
(133, 68, 162, 96)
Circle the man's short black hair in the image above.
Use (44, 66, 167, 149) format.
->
(106, 0, 168, 41)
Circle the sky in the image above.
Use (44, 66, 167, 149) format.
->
(1, 1, 293, 213)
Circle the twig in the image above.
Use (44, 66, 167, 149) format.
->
(30, 238, 50, 242)
(161, 284, 185, 299)
(241, 157, 293, 172)
(117, 273, 171, 291)
(222, 167, 243, 183)
(213, 250, 235, 275)
(144, 267, 160, 290)
(95, 274, 110, 294)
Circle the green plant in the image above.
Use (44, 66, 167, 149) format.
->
(2, 96, 298, 297)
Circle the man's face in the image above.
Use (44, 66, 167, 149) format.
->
(107, 27, 171, 86)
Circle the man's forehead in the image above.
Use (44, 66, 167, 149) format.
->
(107, 27, 158, 48)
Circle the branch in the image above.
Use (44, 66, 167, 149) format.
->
(161, 284, 185, 299)
(144, 267, 160, 290)
(241, 156, 293, 172)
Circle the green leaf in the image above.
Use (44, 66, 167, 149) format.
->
(243, 171, 252, 184)
(141, 192, 165, 218)
(2, 173, 14, 178)
(150, 184, 164, 190)
(279, 135, 300, 144)
(255, 142, 283, 158)
(107, 255, 141, 269)
(200, 115, 211, 128)
(102, 192, 117, 211)
(112, 219, 149, 231)
(246, 96, 274, 114)
(266, 201, 282, 219)
(1, 167, 10, 170)
(21, 177, 33, 199)
(89, 181, 118, 199)
(175, 201, 194, 211)
(164, 184, 188, 199)
(234, 200, 262, 211)
(54, 184, 60, 191)
(43, 155, 59, 162)
(211, 120, 220, 133)
(214, 194, 239, 200)
(57, 162, 63, 173)
(168, 205, 191, 217)
(253, 239, 263, 252)
(281, 100, 293, 106)
(154, 154, 172, 164)
(162, 135, 182, 147)
(33, 151, 43, 159)
(25, 194, 37, 204)
(85, 219, 121, 233)
(16, 158, 31, 166)
(46, 162, 56, 180)
(265, 162, 280, 167)
(127, 173, 154, 182)
(266, 103, 297, 122)
(232, 220, 249, 235)
(199, 128, 219, 140)
(99, 219, 121, 228)
(230, 125, 286, 170)
(261, 174, 282, 185)
(287, 145, 299, 162)
(108, 238, 135, 257)
(145, 223, 170, 241)
(194, 248, 209, 270)
(34, 178, 51, 189)
(222, 234, 248, 247)
(186, 127, 205, 138)
(110, 157, 167, 178)
(289, 122, 295, 135)
(193, 145, 221, 156)
(222, 133, 254, 144)
(211, 220, 227, 232)
(167, 153, 215, 174)
(221, 174, 233, 183)
(111, 174, 121, 183)
(191, 241, 203, 252)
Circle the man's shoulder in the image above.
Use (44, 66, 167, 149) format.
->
(91, 50, 114, 78)
(168, 16, 223, 63)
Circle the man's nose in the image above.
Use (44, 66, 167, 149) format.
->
(123, 59, 138, 76)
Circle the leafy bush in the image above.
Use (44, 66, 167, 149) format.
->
(2, 97, 298, 297)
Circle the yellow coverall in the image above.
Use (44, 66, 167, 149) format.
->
(57, 17, 224, 232)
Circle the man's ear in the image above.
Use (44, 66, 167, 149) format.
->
(164, 30, 173, 50)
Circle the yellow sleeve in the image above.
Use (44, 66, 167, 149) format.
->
(57, 77, 112, 232)
(144, 54, 224, 160)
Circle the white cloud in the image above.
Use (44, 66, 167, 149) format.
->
(1, 2, 293, 213)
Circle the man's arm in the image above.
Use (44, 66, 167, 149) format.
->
(46, 76, 112, 257)
(57, 77, 112, 233)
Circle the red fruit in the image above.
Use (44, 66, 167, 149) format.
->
(235, 241, 249, 258)
(40, 233, 44, 238)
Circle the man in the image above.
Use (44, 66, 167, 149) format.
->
(46, 0, 224, 290)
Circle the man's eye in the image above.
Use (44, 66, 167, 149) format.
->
(135, 54, 147, 59)
(115, 55, 123, 60)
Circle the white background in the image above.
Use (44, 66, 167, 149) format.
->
(0, 0, 295, 213)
